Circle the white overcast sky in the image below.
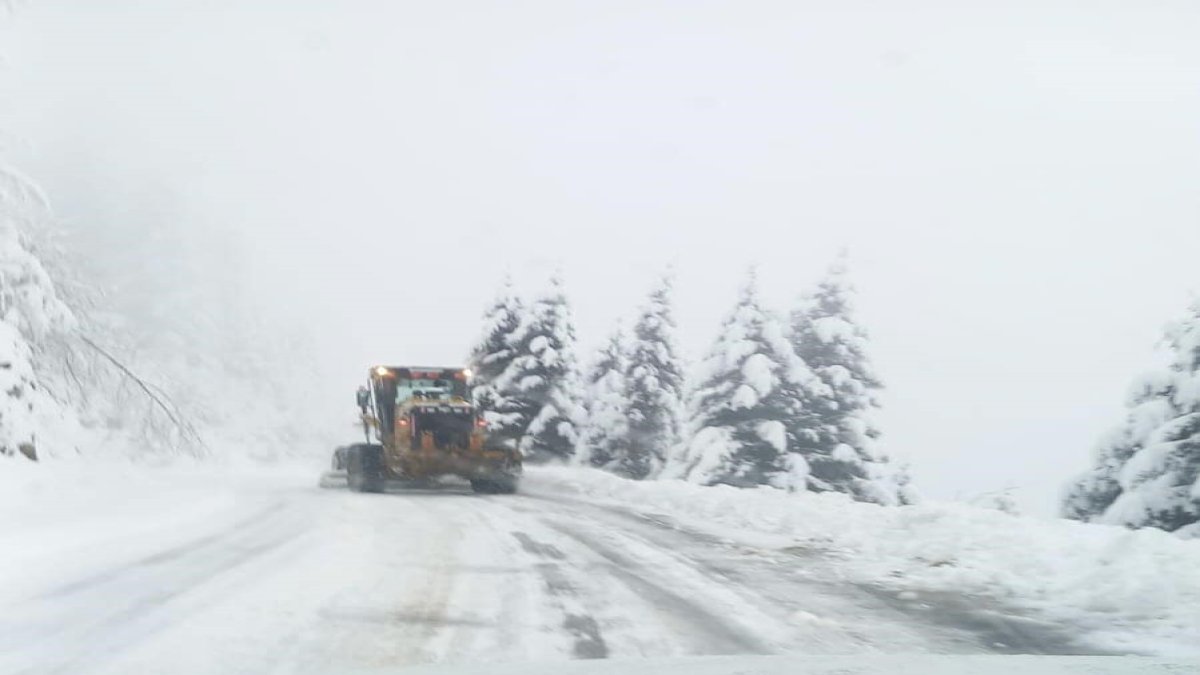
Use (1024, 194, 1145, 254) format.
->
(2, 1, 1198, 512)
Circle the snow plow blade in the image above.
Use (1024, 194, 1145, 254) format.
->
(318, 469, 348, 489)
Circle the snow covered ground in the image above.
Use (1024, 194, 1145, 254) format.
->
(401, 655, 1194, 675)
(528, 467, 1200, 657)
(1, 461, 1197, 674)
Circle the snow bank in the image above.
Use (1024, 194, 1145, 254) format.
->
(527, 467, 1200, 657)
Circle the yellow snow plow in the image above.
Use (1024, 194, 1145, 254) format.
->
(321, 366, 521, 494)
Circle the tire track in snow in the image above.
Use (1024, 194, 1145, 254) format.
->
(510, 531, 609, 659)
(34, 501, 289, 601)
(520, 491, 1113, 656)
(0, 501, 313, 675)
(537, 519, 774, 656)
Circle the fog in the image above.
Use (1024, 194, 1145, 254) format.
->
(2, 1, 1198, 511)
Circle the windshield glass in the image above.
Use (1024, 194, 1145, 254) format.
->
(397, 378, 458, 401)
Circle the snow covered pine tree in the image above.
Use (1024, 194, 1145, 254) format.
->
(1064, 299, 1200, 536)
(617, 275, 685, 479)
(467, 278, 527, 451)
(0, 167, 76, 461)
(502, 274, 583, 463)
(789, 256, 909, 505)
(679, 271, 819, 489)
(577, 327, 629, 469)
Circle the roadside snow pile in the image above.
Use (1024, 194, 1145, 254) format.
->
(527, 466, 1200, 656)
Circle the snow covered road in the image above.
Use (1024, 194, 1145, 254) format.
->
(0, 466, 1125, 674)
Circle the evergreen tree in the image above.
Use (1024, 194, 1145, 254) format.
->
(789, 256, 907, 504)
(679, 271, 818, 489)
(618, 275, 685, 479)
(889, 461, 921, 506)
(503, 274, 583, 463)
(0, 167, 75, 460)
(1062, 406, 1152, 523)
(577, 327, 629, 469)
(467, 278, 527, 450)
(1064, 300, 1200, 534)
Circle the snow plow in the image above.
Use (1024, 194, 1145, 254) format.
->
(320, 366, 521, 494)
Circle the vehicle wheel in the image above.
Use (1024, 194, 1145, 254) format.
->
(347, 444, 385, 493)
(493, 476, 519, 494)
(471, 476, 518, 494)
